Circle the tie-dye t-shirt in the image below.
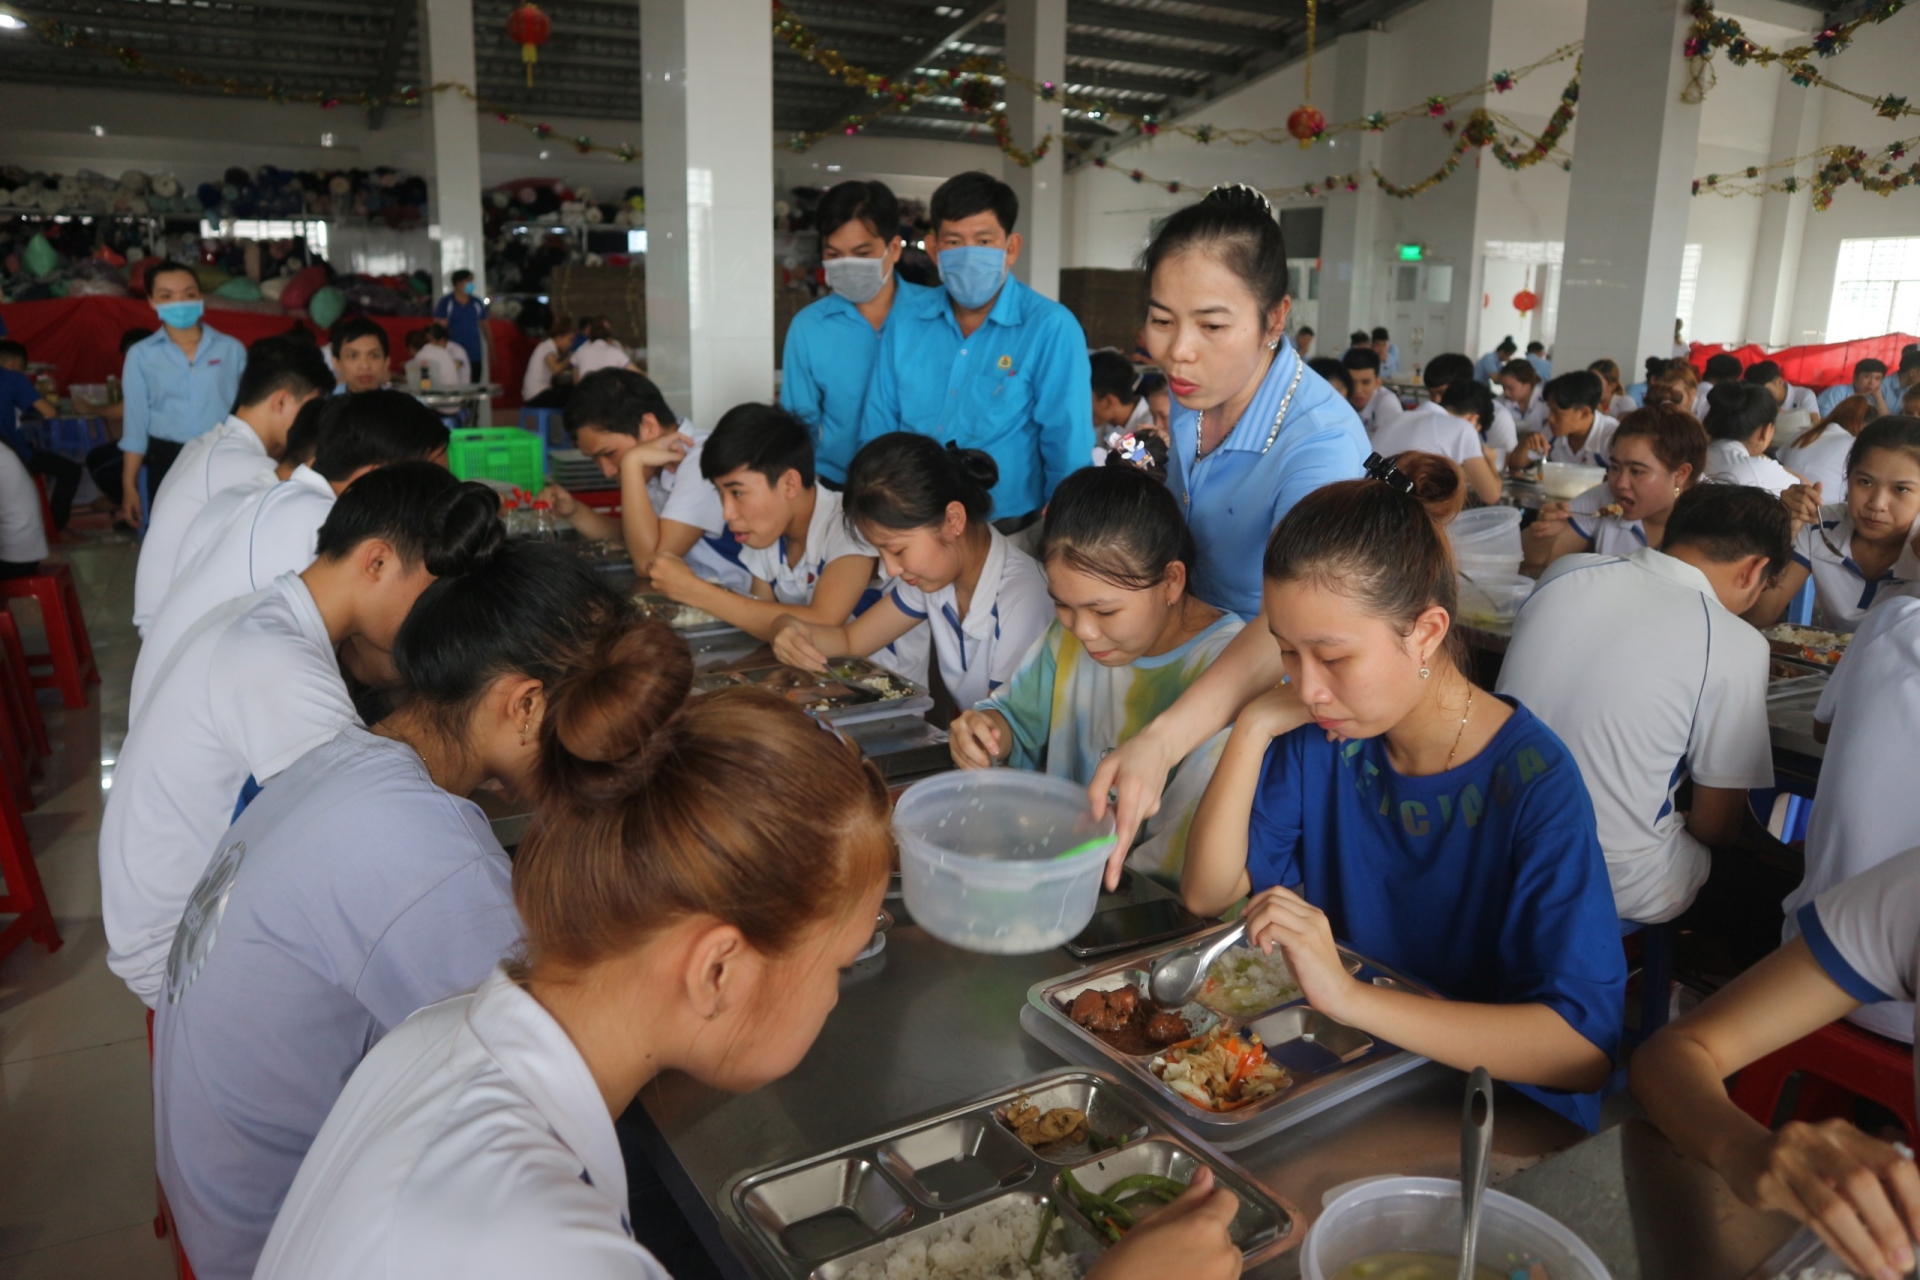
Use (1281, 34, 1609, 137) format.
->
(979, 611, 1242, 880)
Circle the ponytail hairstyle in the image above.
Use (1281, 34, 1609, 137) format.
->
(1587, 358, 1624, 401)
(313, 460, 503, 573)
(843, 432, 997, 536)
(515, 684, 892, 972)
(1611, 405, 1708, 482)
(1140, 184, 1289, 318)
(1263, 452, 1464, 667)
(1847, 413, 1920, 477)
(1387, 451, 1467, 527)
(1795, 393, 1879, 449)
(1041, 464, 1197, 593)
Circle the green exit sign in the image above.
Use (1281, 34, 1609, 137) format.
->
(1396, 243, 1424, 262)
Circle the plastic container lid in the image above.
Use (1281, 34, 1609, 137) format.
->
(892, 771, 1115, 956)
(1456, 571, 1534, 624)
(1300, 1176, 1610, 1280)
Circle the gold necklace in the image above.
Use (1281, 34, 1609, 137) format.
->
(1444, 685, 1475, 772)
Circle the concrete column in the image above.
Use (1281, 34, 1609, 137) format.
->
(1555, 0, 1703, 373)
(1744, 69, 1821, 347)
(641, 0, 774, 426)
(1002, 0, 1065, 298)
(418, 0, 486, 301)
(1317, 29, 1388, 348)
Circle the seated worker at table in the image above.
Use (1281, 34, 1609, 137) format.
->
(1746, 358, 1821, 420)
(1368, 378, 1503, 506)
(1590, 357, 1639, 418)
(134, 335, 334, 639)
(1474, 335, 1517, 385)
(1294, 325, 1315, 358)
(1370, 326, 1400, 378)
(1702, 382, 1802, 496)
(1497, 357, 1550, 435)
(1406, 352, 1518, 470)
(133, 391, 451, 718)
(520, 312, 577, 408)
(771, 432, 1052, 715)
(951, 466, 1242, 881)
(155, 540, 645, 1280)
(68, 326, 153, 517)
(652, 403, 929, 680)
(104, 464, 496, 1010)
(0, 439, 47, 581)
(1509, 370, 1620, 474)
(539, 368, 749, 594)
(1781, 394, 1881, 499)
(1181, 454, 1625, 1130)
(1817, 358, 1890, 417)
(403, 322, 470, 388)
(1499, 484, 1787, 926)
(1525, 340, 1553, 380)
(255, 684, 1244, 1280)
(1522, 406, 1708, 572)
(329, 317, 391, 394)
(857, 170, 1094, 536)
(0, 338, 82, 531)
(1632, 846, 1920, 1280)
(1343, 346, 1402, 436)
(1693, 352, 1743, 421)
(780, 179, 929, 488)
(1091, 346, 1158, 439)
(1748, 415, 1920, 633)
(120, 259, 249, 525)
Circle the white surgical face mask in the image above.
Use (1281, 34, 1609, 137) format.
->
(823, 256, 890, 305)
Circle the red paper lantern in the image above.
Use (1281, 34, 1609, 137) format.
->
(506, 2, 551, 88)
(1512, 289, 1539, 314)
(1287, 105, 1326, 148)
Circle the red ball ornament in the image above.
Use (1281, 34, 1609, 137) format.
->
(1287, 105, 1326, 149)
(506, 2, 551, 87)
(1512, 289, 1539, 314)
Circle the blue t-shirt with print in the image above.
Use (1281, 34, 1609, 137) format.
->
(0, 367, 43, 463)
(1247, 697, 1624, 1130)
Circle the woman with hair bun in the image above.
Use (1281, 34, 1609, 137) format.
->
(154, 540, 669, 1280)
(770, 431, 1053, 713)
(257, 683, 1243, 1280)
(1182, 454, 1625, 1131)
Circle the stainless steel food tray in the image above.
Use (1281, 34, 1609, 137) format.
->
(721, 1068, 1298, 1280)
(1022, 923, 1433, 1150)
(633, 589, 743, 638)
(701, 655, 935, 727)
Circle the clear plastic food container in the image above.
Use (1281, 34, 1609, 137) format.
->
(1456, 571, 1534, 624)
(892, 771, 1116, 955)
(1540, 461, 1608, 500)
(1301, 1176, 1610, 1280)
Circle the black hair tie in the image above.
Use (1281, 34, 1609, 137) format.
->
(1364, 452, 1415, 494)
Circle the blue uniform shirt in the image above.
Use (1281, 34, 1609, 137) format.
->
(0, 368, 43, 463)
(1527, 354, 1554, 380)
(1474, 351, 1508, 383)
(780, 278, 931, 485)
(434, 292, 489, 372)
(1165, 343, 1369, 619)
(1246, 699, 1626, 1131)
(858, 274, 1094, 520)
(121, 325, 247, 455)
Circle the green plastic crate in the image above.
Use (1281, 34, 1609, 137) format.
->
(447, 427, 547, 490)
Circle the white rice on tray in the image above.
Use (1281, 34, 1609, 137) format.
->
(1197, 944, 1303, 1016)
(843, 1196, 1080, 1280)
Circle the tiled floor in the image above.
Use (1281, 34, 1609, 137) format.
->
(0, 533, 173, 1278)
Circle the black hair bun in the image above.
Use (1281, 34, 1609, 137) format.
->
(945, 441, 1000, 494)
(1201, 182, 1275, 219)
(424, 481, 507, 577)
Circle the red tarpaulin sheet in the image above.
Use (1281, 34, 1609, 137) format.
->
(1688, 333, 1918, 392)
(0, 295, 532, 410)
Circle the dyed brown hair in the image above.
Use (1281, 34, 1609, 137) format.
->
(1610, 405, 1708, 481)
(1387, 451, 1467, 527)
(1788, 393, 1878, 451)
(1587, 358, 1624, 401)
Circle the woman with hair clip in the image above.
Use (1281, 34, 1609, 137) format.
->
(256, 684, 1243, 1280)
(154, 539, 658, 1280)
(1181, 453, 1625, 1130)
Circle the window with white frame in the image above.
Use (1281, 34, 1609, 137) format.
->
(1675, 243, 1702, 337)
(1826, 238, 1920, 342)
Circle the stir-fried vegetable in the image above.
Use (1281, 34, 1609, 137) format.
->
(1026, 1199, 1056, 1267)
(1059, 1167, 1189, 1242)
(1150, 1024, 1290, 1111)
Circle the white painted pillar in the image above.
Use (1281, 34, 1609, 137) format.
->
(1555, 0, 1703, 374)
(418, 0, 486, 302)
(1002, 0, 1065, 299)
(641, 0, 774, 426)
(1317, 29, 1387, 348)
(1744, 69, 1821, 347)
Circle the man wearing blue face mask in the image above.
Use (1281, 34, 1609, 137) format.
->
(858, 171, 1094, 534)
(119, 260, 248, 527)
(780, 179, 930, 488)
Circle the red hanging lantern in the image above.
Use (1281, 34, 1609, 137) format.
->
(506, 3, 551, 88)
(1512, 289, 1539, 314)
(1287, 105, 1326, 148)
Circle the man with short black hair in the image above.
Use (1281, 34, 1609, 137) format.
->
(1816, 358, 1889, 416)
(1525, 340, 1553, 380)
(1341, 346, 1402, 434)
(1294, 326, 1315, 359)
(1499, 483, 1791, 924)
(1370, 325, 1399, 377)
(330, 318, 391, 394)
(120, 259, 248, 523)
(859, 170, 1093, 536)
(1742, 359, 1819, 418)
(1693, 352, 1744, 420)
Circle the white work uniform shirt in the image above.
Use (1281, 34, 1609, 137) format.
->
(0, 444, 47, 566)
(1799, 846, 1920, 1109)
(101, 574, 358, 1007)
(887, 527, 1053, 710)
(1371, 403, 1486, 468)
(132, 464, 336, 718)
(155, 727, 520, 1280)
(1783, 384, 1820, 417)
(1792, 501, 1920, 632)
(407, 344, 468, 387)
(255, 967, 671, 1280)
(1358, 385, 1404, 436)
(521, 338, 558, 400)
(1704, 439, 1800, 496)
(644, 435, 752, 595)
(135, 415, 274, 637)
(1547, 413, 1620, 468)
(569, 339, 631, 377)
(1500, 393, 1549, 434)
(1777, 425, 1854, 500)
(1784, 596, 1920, 1041)
(1483, 400, 1519, 470)
(1567, 507, 1649, 557)
(1498, 548, 1774, 923)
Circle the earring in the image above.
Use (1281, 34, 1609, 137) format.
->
(1419, 666, 1431, 680)
(518, 718, 531, 746)
(1267, 339, 1280, 350)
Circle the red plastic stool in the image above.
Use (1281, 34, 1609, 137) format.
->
(0, 612, 50, 757)
(0, 784, 60, 964)
(32, 474, 57, 544)
(1730, 1019, 1918, 1148)
(1, 563, 98, 709)
(0, 678, 33, 814)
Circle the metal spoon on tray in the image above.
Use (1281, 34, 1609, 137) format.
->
(1146, 923, 1246, 1007)
(1458, 1066, 1494, 1280)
